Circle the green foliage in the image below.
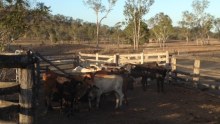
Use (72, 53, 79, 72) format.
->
(123, 0, 154, 50)
(124, 0, 154, 22)
(148, 12, 173, 48)
(179, 0, 213, 45)
(83, 0, 118, 47)
(124, 21, 150, 44)
(0, 0, 51, 51)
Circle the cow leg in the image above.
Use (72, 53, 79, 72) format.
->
(115, 90, 124, 109)
(115, 93, 120, 109)
(161, 78, 164, 92)
(157, 79, 160, 92)
(141, 76, 147, 91)
(96, 91, 102, 109)
(88, 98, 92, 111)
(157, 77, 164, 92)
(123, 92, 128, 105)
(44, 95, 53, 114)
(73, 99, 80, 113)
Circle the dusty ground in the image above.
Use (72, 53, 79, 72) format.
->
(36, 82, 220, 124)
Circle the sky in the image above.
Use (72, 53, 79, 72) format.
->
(35, 0, 220, 27)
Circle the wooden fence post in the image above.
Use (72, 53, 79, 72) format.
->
(18, 52, 35, 124)
(171, 57, 177, 83)
(141, 52, 144, 64)
(193, 59, 200, 87)
(96, 53, 99, 65)
(165, 51, 169, 64)
(114, 53, 119, 66)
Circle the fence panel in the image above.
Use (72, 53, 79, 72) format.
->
(171, 55, 220, 90)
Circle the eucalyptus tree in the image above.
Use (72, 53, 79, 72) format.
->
(124, 21, 149, 45)
(179, 11, 195, 44)
(182, 0, 213, 45)
(83, 0, 117, 48)
(114, 22, 123, 48)
(148, 12, 173, 49)
(124, 0, 154, 50)
(200, 13, 214, 44)
(192, 0, 214, 45)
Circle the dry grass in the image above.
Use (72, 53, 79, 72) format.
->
(9, 39, 220, 56)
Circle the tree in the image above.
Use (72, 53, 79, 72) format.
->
(83, 0, 117, 48)
(0, 0, 51, 51)
(0, 0, 30, 51)
(124, 0, 154, 50)
(148, 12, 173, 49)
(199, 13, 214, 44)
(114, 22, 123, 49)
(189, 0, 213, 45)
(179, 11, 195, 44)
(124, 21, 149, 45)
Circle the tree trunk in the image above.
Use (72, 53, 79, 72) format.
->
(117, 33, 120, 50)
(96, 12, 99, 48)
(186, 36, 189, 44)
(207, 35, 210, 45)
(137, 17, 141, 50)
(133, 9, 137, 50)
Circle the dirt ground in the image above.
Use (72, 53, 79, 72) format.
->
(37, 82, 220, 124)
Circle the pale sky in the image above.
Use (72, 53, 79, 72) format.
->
(35, 0, 220, 27)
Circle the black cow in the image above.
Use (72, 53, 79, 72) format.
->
(124, 62, 169, 92)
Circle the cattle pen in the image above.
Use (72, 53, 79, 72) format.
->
(1, 49, 220, 124)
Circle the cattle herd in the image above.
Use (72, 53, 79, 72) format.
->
(42, 62, 170, 116)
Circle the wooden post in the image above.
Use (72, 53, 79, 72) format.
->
(193, 59, 200, 87)
(34, 60, 40, 124)
(95, 53, 99, 65)
(114, 53, 119, 66)
(18, 53, 35, 124)
(165, 51, 169, 64)
(171, 57, 177, 83)
(141, 52, 144, 64)
(171, 57, 176, 71)
(75, 56, 80, 67)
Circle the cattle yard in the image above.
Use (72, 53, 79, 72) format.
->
(1, 43, 220, 124)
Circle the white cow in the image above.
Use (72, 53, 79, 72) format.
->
(86, 73, 124, 109)
(72, 66, 101, 73)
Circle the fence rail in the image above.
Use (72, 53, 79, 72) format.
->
(79, 51, 169, 66)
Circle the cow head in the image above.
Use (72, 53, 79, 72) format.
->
(123, 64, 136, 74)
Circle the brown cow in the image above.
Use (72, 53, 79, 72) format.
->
(42, 69, 89, 114)
(42, 70, 63, 112)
